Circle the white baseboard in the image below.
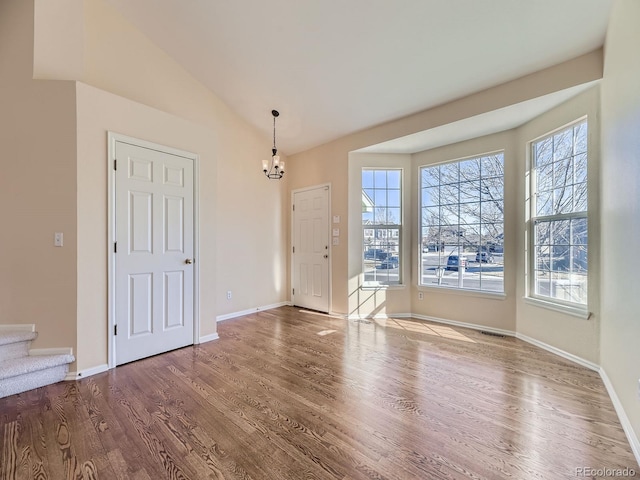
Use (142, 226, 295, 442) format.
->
(600, 368, 640, 467)
(66, 363, 109, 381)
(198, 332, 220, 344)
(515, 332, 599, 372)
(412, 313, 516, 338)
(348, 312, 412, 320)
(30, 347, 73, 356)
(0, 324, 35, 332)
(216, 301, 290, 322)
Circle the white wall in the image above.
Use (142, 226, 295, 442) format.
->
(600, 0, 640, 459)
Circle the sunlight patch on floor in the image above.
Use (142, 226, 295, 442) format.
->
(374, 318, 477, 343)
(317, 329, 338, 336)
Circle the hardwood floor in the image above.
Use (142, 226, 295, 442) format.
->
(1, 306, 638, 479)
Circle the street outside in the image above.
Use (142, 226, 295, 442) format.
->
(365, 251, 504, 292)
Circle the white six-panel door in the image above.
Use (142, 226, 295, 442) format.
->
(114, 140, 195, 365)
(292, 186, 330, 313)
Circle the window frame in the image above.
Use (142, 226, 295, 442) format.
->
(362, 168, 403, 287)
(528, 118, 589, 311)
(418, 151, 505, 294)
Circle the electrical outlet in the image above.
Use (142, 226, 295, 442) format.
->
(54, 232, 63, 247)
(418, 292, 424, 300)
(226, 291, 232, 300)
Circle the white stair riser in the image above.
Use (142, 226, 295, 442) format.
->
(0, 340, 31, 362)
(0, 364, 69, 398)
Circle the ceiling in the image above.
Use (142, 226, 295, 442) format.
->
(104, 0, 614, 155)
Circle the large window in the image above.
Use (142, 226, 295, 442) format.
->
(530, 120, 588, 306)
(362, 169, 402, 286)
(420, 153, 504, 293)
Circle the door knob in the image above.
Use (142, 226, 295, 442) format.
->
(185, 258, 193, 264)
(324, 254, 328, 259)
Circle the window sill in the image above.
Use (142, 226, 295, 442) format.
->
(418, 285, 506, 300)
(523, 296, 591, 319)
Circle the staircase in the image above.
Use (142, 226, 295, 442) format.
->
(0, 327, 75, 398)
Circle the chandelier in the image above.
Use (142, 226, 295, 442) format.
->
(262, 110, 284, 179)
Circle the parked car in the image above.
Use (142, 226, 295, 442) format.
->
(376, 257, 399, 269)
(446, 255, 467, 271)
(475, 252, 494, 263)
(364, 248, 390, 261)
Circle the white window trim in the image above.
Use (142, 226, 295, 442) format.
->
(527, 118, 588, 312)
(418, 150, 505, 294)
(362, 168, 404, 287)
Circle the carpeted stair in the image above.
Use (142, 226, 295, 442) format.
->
(0, 328, 74, 398)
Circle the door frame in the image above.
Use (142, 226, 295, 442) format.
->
(290, 183, 332, 313)
(107, 132, 200, 369)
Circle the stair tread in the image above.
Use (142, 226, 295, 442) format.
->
(0, 330, 37, 346)
(0, 354, 75, 380)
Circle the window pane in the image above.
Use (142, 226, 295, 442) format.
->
(575, 153, 587, 184)
(460, 203, 480, 225)
(535, 137, 553, 167)
(459, 158, 481, 181)
(363, 169, 402, 286)
(575, 122, 588, 154)
(554, 129, 573, 160)
(387, 170, 401, 189)
(387, 208, 401, 225)
(482, 155, 504, 177)
(553, 159, 572, 191)
(574, 182, 587, 212)
(459, 181, 480, 203)
(572, 245, 588, 273)
(536, 191, 553, 217)
(420, 153, 504, 292)
(440, 183, 459, 205)
(552, 220, 570, 245)
(440, 163, 458, 184)
(554, 187, 573, 214)
(387, 189, 401, 207)
(374, 170, 387, 188)
(572, 218, 587, 245)
(422, 167, 439, 187)
(422, 187, 439, 207)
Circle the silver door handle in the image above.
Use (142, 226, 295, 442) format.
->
(185, 258, 193, 264)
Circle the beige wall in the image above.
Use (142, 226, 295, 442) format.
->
(1, 0, 288, 372)
(600, 0, 640, 455)
(0, 0, 78, 354)
(515, 87, 601, 364)
(348, 153, 412, 318)
(288, 51, 603, 318)
(411, 131, 517, 332)
(72, 0, 288, 370)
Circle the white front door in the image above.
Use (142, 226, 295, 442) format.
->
(114, 140, 195, 365)
(292, 186, 330, 312)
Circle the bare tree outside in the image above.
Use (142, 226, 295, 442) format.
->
(531, 121, 588, 305)
(420, 153, 505, 292)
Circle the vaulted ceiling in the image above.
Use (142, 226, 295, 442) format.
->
(104, 0, 613, 154)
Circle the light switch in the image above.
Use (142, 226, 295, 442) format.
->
(54, 232, 63, 247)
(333, 215, 341, 224)
(332, 237, 339, 246)
(332, 228, 340, 237)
